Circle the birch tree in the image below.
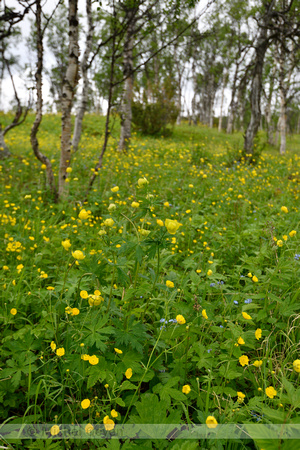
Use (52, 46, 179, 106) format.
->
(58, 0, 79, 199)
(72, 0, 94, 152)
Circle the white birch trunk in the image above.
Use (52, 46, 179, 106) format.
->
(59, 0, 79, 198)
(218, 72, 226, 132)
(72, 0, 93, 152)
(119, 9, 135, 152)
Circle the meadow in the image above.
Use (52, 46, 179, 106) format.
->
(0, 113, 300, 449)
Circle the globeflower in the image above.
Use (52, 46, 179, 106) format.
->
(131, 201, 140, 208)
(125, 368, 132, 379)
(78, 209, 90, 220)
(166, 280, 174, 288)
(50, 341, 56, 351)
(289, 230, 296, 237)
(72, 250, 85, 260)
(239, 355, 249, 367)
(80, 290, 89, 299)
(265, 386, 277, 399)
(111, 409, 118, 418)
(111, 186, 119, 192)
(137, 177, 148, 187)
(157, 219, 164, 227)
(104, 218, 114, 227)
(252, 275, 258, 282)
(62, 239, 71, 251)
(277, 240, 283, 247)
(108, 203, 116, 212)
(114, 348, 123, 354)
(238, 337, 245, 345)
(165, 219, 182, 234)
(207, 269, 213, 276)
(85, 424, 94, 434)
(281, 206, 288, 213)
(206, 416, 218, 429)
(176, 314, 186, 325)
(182, 385, 191, 394)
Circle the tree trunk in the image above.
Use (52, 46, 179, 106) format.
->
(218, 72, 226, 132)
(72, 0, 93, 152)
(226, 64, 239, 133)
(275, 117, 281, 146)
(118, 9, 135, 152)
(30, 0, 57, 199)
(0, 127, 11, 159)
(59, 0, 79, 199)
(243, 1, 275, 157)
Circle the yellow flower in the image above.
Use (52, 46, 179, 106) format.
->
(247, 272, 252, 278)
(238, 337, 245, 345)
(80, 290, 89, 299)
(282, 235, 288, 241)
(176, 314, 186, 325)
(104, 218, 114, 227)
(61, 239, 71, 251)
(242, 312, 252, 320)
(182, 385, 191, 394)
(237, 392, 245, 403)
(81, 399, 91, 409)
(111, 186, 119, 192)
(115, 348, 123, 354)
(166, 280, 174, 288)
(17, 264, 24, 273)
(239, 355, 249, 367)
(88, 293, 104, 306)
(98, 229, 106, 236)
(71, 308, 80, 316)
(253, 360, 263, 367)
(293, 360, 300, 373)
(88, 355, 99, 365)
(277, 240, 283, 247)
(207, 269, 213, 276)
(125, 368, 133, 379)
(108, 203, 116, 212)
(206, 416, 218, 429)
(85, 423, 94, 434)
(202, 309, 208, 319)
(164, 201, 170, 207)
(10, 308, 17, 316)
(79, 209, 90, 220)
(47, 286, 55, 290)
(137, 177, 148, 187)
(157, 219, 164, 227)
(81, 354, 90, 361)
(255, 328, 262, 340)
(289, 230, 296, 237)
(56, 348, 65, 357)
(165, 219, 182, 234)
(50, 425, 60, 436)
(111, 409, 118, 418)
(66, 166, 72, 173)
(72, 250, 85, 260)
(252, 275, 258, 282)
(131, 201, 140, 208)
(281, 206, 288, 213)
(50, 341, 56, 351)
(65, 306, 72, 314)
(265, 386, 277, 398)
(103, 416, 115, 431)
(41, 164, 47, 170)
(140, 229, 150, 236)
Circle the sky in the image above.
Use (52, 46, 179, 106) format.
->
(1, 0, 227, 116)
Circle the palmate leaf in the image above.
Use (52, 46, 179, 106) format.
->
(153, 376, 186, 406)
(83, 315, 114, 351)
(114, 320, 149, 353)
(128, 393, 182, 425)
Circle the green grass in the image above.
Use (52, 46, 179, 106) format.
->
(0, 113, 300, 449)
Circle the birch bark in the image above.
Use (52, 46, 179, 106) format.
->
(59, 0, 79, 198)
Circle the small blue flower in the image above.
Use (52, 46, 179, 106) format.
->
(160, 318, 166, 323)
(244, 298, 252, 304)
(207, 349, 212, 353)
(210, 283, 216, 287)
(219, 325, 224, 328)
(234, 300, 239, 305)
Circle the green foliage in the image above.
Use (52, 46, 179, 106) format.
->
(132, 96, 178, 136)
(0, 114, 300, 449)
